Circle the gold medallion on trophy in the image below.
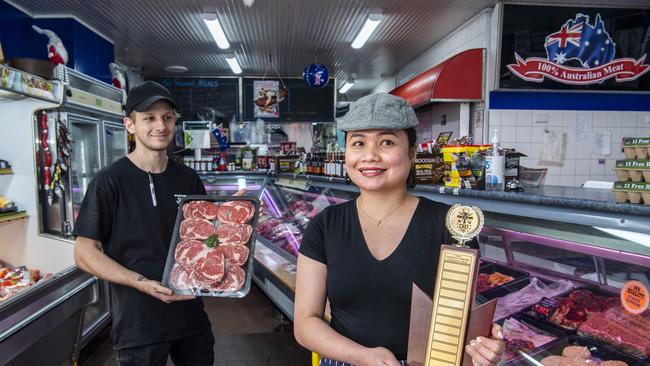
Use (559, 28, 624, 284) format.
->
(424, 204, 484, 366)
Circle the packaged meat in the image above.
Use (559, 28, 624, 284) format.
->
(523, 336, 640, 366)
(0, 265, 48, 302)
(527, 288, 619, 330)
(493, 277, 574, 321)
(500, 316, 562, 362)
(578, 306, 650, 357)
(162, 196, 260, 298)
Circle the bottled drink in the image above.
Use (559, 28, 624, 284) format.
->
(485, 129, 505, 191)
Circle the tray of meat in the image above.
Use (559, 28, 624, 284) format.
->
(520, 336, 643, 366)
(475, 262, 527, 294)
(525, 288, 619, 331)
(161, 196, 260, 298)
(476, 276, 555, 306)
(578, 306, 650, 358)
(492, 277, 575, 321)
(498, 315, 567, 364)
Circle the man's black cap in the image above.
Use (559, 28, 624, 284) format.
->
(125, 81, 177, 115)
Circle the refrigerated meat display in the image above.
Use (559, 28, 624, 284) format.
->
(0, 64, 99, 365)
(249, 173, 650, 364)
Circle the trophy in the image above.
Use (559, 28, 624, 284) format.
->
(408, 204, 491, 366)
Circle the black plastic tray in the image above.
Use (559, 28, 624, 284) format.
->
(523, 286, 618, 332)
(161, 195, 260, 298)
(476, 262, 529, 295)
(476, 276, 554, 305)
(511, 335, 644, 366)
(497, 314, 568, 366)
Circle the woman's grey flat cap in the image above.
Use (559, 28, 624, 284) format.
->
(337, 93, 418, 132)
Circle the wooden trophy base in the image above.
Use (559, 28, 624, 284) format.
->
(407, 284, 497, 366)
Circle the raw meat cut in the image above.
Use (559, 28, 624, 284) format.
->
(548, 290, 618, 330)
(174, 240, 207, 270)
(217, 244, 250, 267)
(170, 265, 192, 290)
(562, 346, 591, 359)
(501, 317, 557, 361)
(578, 306, 650, 356)
(179, 218, 216, 240)
(192, 250, 225, 284)
(504, 339, 535, 361)
(183, 200, 219, 220)
(216, 223, 252, 245)
(217, 200, 255, 224)
(476, 272, 514, 293)
(540, 345, 629, 366)
(211, 266, 245, 291)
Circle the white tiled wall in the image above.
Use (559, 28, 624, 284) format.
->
(489, 109, 650, 186)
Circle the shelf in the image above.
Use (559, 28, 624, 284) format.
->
(0, 168, 14, 175)
(0, 210, 28, 224)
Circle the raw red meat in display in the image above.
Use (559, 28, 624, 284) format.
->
(217, 200, 255, 224)
(217, 223, 252, 245)
(211, 266, 245, 291)
(183, 200, 219, 220)
(174, 240, 207, 270)
(548, 289, 618, 330)
(217, 244, 250, 267)
(170, 265, 192, 290)
(179, 218, 216, 240)
(578, 306, 650, 356)
(193, 250, 225, 284)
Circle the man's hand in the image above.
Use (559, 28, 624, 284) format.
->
(465, 324, 505, 366)
(134, 276, 195, 303)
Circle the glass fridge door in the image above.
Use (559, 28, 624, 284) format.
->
(69, 115, 101, 222)
(103, 121, 127, 166)
(199, 172, 268, 199)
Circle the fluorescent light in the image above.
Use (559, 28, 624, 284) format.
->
(203, 13, 230, 49)
(351, 13, 383, 49)
(225, 55, 242, 74)
(339, 80, 355, 94)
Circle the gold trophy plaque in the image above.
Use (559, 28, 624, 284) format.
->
(423, 204, 484, 366)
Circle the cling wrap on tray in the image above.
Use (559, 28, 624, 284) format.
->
(493, 277, 574, 321)
(578, 306, 650, 357)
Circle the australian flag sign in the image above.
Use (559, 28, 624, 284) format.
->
(508, 13, 650, 85)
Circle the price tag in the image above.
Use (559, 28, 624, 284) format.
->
(531, 297, 559, 319)
(621, 280, 649, 315)
(276, 178, 310, 191)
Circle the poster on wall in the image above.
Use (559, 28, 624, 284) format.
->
(253, 80, 280, 118)
(242, 78, 335, 122)
(499, 4, 650, 91)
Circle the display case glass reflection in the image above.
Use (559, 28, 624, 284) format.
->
(258, 183, 357, 260)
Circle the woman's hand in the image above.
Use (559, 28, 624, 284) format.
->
(359, 347, 401, 366)
(465, 323, 505, 366)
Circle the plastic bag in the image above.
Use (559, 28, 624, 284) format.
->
(493, 277, 574, 321)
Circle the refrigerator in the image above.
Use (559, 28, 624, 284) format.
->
(33, 65, 126, 351)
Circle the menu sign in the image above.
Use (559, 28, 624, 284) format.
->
(499, 4, 650, 91)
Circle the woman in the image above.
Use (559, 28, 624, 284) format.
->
(294, 93, 504, 366)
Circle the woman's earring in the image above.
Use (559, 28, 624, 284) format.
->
(344, 175, 352, 185)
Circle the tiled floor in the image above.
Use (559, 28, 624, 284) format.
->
(78, 285, 311, 365)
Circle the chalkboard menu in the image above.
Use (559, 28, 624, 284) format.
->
(242, 77, 335, 122)
(499, 4, 650, 91)
(146, 77, 239, 122)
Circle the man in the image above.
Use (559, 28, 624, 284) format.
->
(74, 81, 216, 365)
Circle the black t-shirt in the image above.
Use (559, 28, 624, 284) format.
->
(73, 157, 211, 349)
(300, 197, 476, 360)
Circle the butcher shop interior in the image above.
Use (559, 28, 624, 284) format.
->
(1, 0, 650, 365)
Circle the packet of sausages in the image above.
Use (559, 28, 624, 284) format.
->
(161, 195, 260, 298)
